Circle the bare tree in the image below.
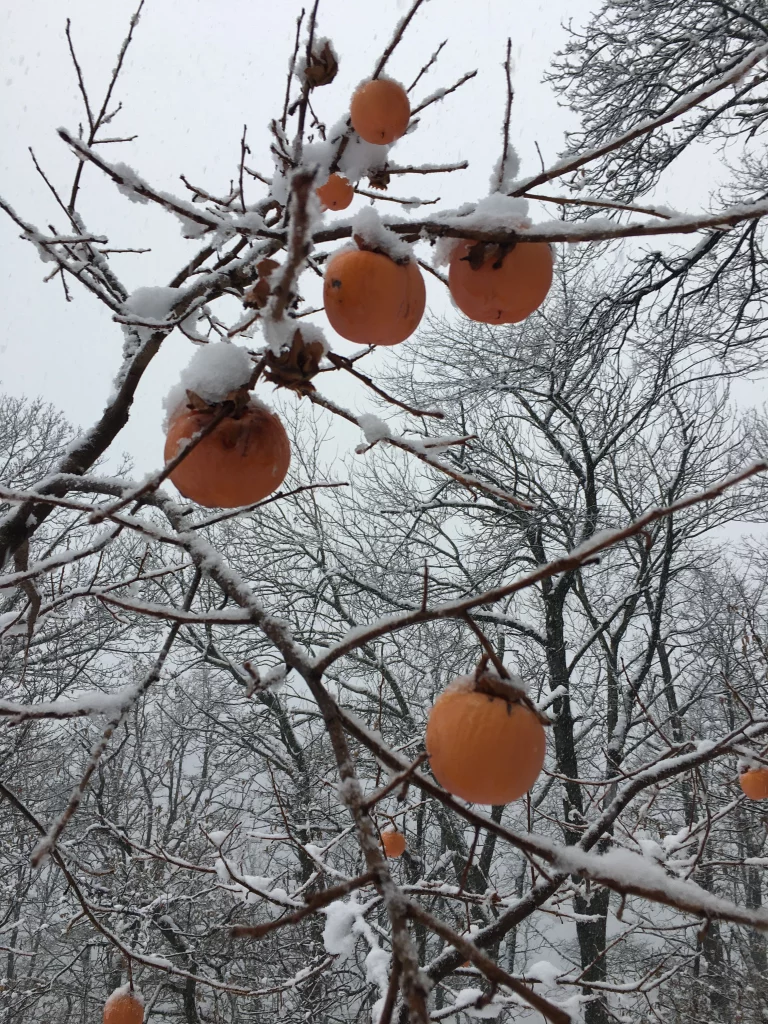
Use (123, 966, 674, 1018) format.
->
(2, 3, 768, 1023)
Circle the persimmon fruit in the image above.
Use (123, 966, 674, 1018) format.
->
(104, 989, 144, 1024)
(425, 676, 545, 804)
(350, 78, 410, 145)
(165, 400, 290, 508)
(324, 248, 426, 346)
(448, 240, 553, 324)
(381, 828, 406, 859)
(316, 173, 354, 211)
(740, 767, 768, 800)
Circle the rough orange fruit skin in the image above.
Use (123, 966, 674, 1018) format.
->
(426, 689, 545, 804)
(448, 240, 553, 324)
(104, 992, 144, 1024)
(324, 249, 426, 346)
(165, 401, 290, 509)
(350, 79, 410, 145)
(381, 829, 407, 858)
(316, 173, 354, 211)
(740, 768, 768, 800)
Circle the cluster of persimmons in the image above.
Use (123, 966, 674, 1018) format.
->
(155, 76, 767, 903)
(46, 22, 760, 1024)
(163, 78, 554, 517)
(156, 79, 558, 878)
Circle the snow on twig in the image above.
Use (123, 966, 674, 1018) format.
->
(0, 683, 143, 724)
(58, 129, 226, 232)
(409, 69, 478, 118)
(371, 0, 430, 80)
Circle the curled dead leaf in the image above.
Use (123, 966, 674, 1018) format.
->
(263, 327, 325, 395)
(304, 41, 339, 88)
(367, 167, 391, 190)
(243, 259, 281, 309)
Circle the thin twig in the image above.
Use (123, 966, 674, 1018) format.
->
(417, 258, 448, 286)
(510, 41, 768, 197)
(282, 9, 305, 129)
(239, 125, 249, 213)
(408, 41, 447, 93)
(325, 352, 445, 419)
(410, 70, 478, 117)
(354, 188, 440, 207)
(386, 161, 468, 175)
(231, 871, 376, 938)
(457, 826, 481, 895)
(524, 191, 674, 220)
(496, 40, 514, 190)
(291, 0, 320, 163)
(462, 614, 510, 679)
(65, 19, 94, 133)
(372, 0, 429, 79)
(30, 571, 200, 866)
(68, 0, 146, 211)
(190, 481, 349, 529)
(406, 902, 570, 1024)
(362, 753, 429, 810)
(309, 391, 533, 509)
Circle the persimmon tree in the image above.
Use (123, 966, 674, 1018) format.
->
(2, 2, 768, 1023)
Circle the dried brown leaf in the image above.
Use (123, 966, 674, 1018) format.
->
(305, 41, 339, 88)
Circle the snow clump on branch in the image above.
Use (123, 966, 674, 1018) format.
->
(163, 342, 253, 423)
(432, 192, 531, 266)
(352, 206, 415, 262)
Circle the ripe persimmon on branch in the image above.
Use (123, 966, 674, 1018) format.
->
(2, 1, 768, 1023)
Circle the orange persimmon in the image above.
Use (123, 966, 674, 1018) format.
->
(104, 989, 144, 1024)
(350, 78, 410, 145)
(448, 240, 553, 324)
(425, 676, 545, 805)
(323, 248, 425, 346)
(316, 173, 354, 211)
(165, 400, 290, 509)
(740, 767, 768, 800)
(381, 828, 407, 858)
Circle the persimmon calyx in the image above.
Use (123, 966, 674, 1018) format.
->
(461, 241, 518, 271)
(472, 664, 552, 727)
(352, 232, 412, 265)
(183, 386, 252, 418)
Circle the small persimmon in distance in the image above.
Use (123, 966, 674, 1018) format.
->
(740, 767, 768, 800)
(323, 248, 426, 346)
(350, 78, 410, 145)
(316, 173, 354, 211)
(165, 399, 290, 509)
(104, 988, 143, 1024)
(381, 828, 407, 858)
(425, 674, 545, 805)
(448, 240, 553, 324)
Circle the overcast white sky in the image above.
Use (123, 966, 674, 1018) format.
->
(0, 0, 596, 476)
